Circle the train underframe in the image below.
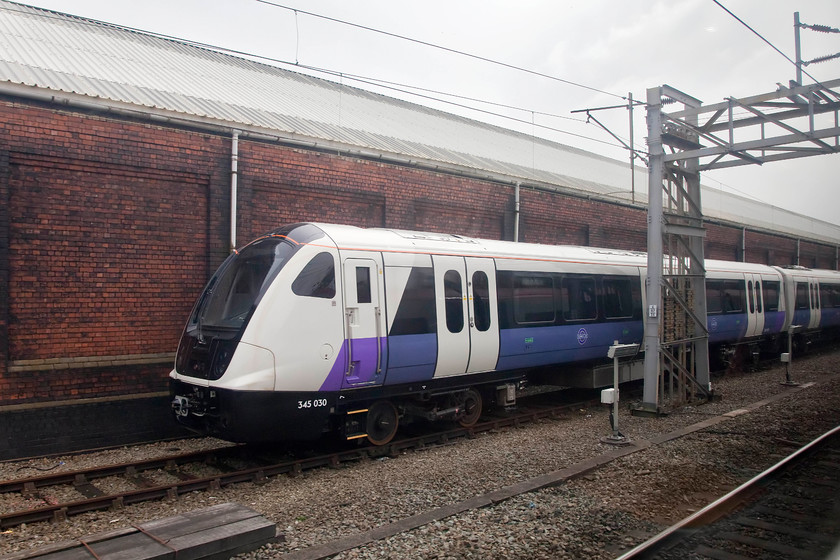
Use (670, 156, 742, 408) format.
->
(711, 328, 830, 373)
(170, 370, 526, 446)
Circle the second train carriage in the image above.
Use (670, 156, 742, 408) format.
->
(776, 265, 840, 341)
(169, 223, 835, 445)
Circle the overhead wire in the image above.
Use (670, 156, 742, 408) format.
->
(254, 0, 629, 102)
(295, 62, 627, 150)
(15, 1, 834, 159)
(254, 1, 832, 209)
(700, 174, 768, 205)
(333, 71, 586, 123)
(249, 1, 647, 154)
(711, 0, 798, 68)
(711, 0, 839, 98)
(3, 2, 642, 155)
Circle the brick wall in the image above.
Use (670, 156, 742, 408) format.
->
(0, 98, 836, 409)
(0, 149, 9, 385)
(0, 101, 225, 405)
(745, 229, 795, 265)
(0, 393, 190, 460)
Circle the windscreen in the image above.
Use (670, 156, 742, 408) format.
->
(193, 238, 295, 332)
(176, 223, 328, 379)
(189, 224, 328, 334)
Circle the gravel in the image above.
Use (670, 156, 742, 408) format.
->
(1, 347, 838, 560)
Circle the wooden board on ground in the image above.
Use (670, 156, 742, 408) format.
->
(0, 502, 277, 560)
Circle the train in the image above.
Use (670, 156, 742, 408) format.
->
(169, 223, 840, 445)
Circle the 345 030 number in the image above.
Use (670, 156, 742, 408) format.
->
(297, 398, 328, 409)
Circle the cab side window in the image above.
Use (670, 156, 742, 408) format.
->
(292, 252, 336, 299)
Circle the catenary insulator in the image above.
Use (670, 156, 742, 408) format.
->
(803, 23, 839, 34)
(804, 52, 840, 66)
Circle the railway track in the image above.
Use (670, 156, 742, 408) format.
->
(0, 393, 595, 529)
(616, 424, 840, 560)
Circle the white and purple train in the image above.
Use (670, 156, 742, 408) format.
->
(170, 223, 840, 445)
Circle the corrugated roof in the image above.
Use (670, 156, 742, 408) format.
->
(0, 2, 643, 188)
(0, 0, 837, 243)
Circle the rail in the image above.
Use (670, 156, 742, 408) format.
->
(614, 424, 840, 559)
(0, 395, 595, 529)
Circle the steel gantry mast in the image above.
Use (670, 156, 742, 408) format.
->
(640, 78, 840, 413)
(642, 85, 710, 412)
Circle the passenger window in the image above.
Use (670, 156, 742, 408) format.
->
(562, 276, 596, 321)
(722, 281, 744, 313)
(389, 267, 436, 336)
(291, 252, 335, 299)
(755, 281, 762, 313)
(820, 283, 839, 309)
(763, 281, 780, 312)
(444, 270, 464, 333)
(514, 274, 555, 324)
(356, 267, 372, 304)
(795, 283, 809, 310)
(603, 277, 633, 319)
(472, 271, 491, 332)
(706, 280, 723, 314)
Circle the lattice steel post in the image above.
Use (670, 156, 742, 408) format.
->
(641, 85, 711, 413)
(641, 86, 664, 411)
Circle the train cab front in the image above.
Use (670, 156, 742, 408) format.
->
(169, 376, 334, 443)
(168, 223, 336, 443)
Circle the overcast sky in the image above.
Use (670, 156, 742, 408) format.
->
(18, 0, 840, 226)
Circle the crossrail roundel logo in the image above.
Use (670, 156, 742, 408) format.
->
(577, 328, 589, 345)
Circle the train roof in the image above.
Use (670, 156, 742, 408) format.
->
(772, 265, 840, 281)
(311, 223, 785, 274)
(314, 223, 644, 266)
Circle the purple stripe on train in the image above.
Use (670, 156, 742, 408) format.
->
(318, 334, 439, 391)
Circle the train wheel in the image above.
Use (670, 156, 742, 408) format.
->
(366, 400, 399, 446)
(458, 388, 483, 428)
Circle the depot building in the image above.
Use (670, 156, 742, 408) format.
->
(0, 2, 837, 458)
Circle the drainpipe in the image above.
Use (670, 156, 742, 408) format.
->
(230, 131, 240, 253)
(514, 182, 521, 242)
(741, 227, 747, 262)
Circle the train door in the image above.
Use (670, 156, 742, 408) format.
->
(792, 277, 820, 330)
(809, 277, 821, 329)
(432, 255, 470, 378)
(342, 257, 384, 388)
(745, 274, 764, 338)
(465, 257, 500, 373)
